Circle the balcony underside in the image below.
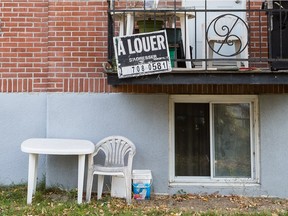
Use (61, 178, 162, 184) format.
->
(107, 1, 288, 86)
(107, 69, 288, 85)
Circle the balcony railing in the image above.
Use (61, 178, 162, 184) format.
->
(107, 0, 288, 73)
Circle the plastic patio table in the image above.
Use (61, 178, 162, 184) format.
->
(21, 138, 95, 204)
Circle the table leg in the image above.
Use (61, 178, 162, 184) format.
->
(179, 14, 192, 68)
(27, 153, 38, 204)
(119, 14, 125, 36)
(77, 154, 86, 204)
(33, 154, 39, 194)
(126, 13, 134, 35)
(119, 13, 134, 36)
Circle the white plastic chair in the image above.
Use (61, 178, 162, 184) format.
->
(202, 14, 248, 69)
(86, 136, 136, 204)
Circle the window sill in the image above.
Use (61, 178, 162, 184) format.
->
(169, 181, 260, 187)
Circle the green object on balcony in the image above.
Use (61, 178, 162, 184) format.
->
(165, 28, 182, 45)
(169, 47, 175, 68)
(137, 20, 164, 33)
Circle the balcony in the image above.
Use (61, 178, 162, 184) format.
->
(106, 0, 288, 85)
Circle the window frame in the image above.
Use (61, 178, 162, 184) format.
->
(169, 95, 260, 186)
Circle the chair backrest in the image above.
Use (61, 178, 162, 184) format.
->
(93, 136, 136, 167)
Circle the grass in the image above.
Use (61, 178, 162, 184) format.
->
(0, 184, 287, 216)
(0, 184, 162, 216)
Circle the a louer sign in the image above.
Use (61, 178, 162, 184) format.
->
(113, 30, 172, 79)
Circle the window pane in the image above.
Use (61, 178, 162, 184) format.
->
(175, 103, 210, 176)
(213, 103, 251, 178)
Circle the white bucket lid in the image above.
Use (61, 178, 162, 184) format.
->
(132, 169, 152, 179)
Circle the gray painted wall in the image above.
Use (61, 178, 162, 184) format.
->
(1, 93, 288, 198)
(0, 93, 47, 185)
(259, 95, 288, 197)
(45, 93, 169, 192)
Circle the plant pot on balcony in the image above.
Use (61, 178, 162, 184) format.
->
(137, 19, 164, 33)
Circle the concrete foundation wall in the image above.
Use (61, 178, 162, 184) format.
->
(0, 94, 47, 185)
(45, 93, 169, 192)
(1, 93, 288, 198)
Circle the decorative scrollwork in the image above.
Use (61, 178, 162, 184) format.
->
(206, 14, 248, 57)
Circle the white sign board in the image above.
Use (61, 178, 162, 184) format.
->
(113, 30, 172, 79)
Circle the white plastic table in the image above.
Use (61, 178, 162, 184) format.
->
(21, 138, 95, 204)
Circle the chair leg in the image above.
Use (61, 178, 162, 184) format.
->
(235, 40, 249, 68)
(235, 41, 241, 68)
(97, 175, 104, 200)
(86, 171, 94, 202)
(242, 46, 249, 68)
(203, 41, 214, 68)
(236, 54, 241, 68)
(125, 175, 132, 204)
(202, 40, 207, 69)
(208, 41, 214, 68)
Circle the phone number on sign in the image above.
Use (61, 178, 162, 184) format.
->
(121, 61, 170, 76)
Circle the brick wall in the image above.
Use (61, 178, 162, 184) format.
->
(0, 0, 110, 92)
(0, 0, 286, 94)
(248, 1, 269, 68)
(0, 1, 48, 92)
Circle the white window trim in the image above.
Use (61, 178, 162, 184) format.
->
(169, 95, 260, 186)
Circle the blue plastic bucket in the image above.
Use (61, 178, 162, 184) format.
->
(132, 170, 152, 200)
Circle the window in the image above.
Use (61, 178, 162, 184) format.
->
(169, 95, 259, 184)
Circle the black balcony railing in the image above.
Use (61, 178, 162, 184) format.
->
(107, 0, 288, 73)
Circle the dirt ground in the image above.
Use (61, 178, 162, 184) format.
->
(131, 193, 288, 214)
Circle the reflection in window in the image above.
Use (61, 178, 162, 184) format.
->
(175, 103, 210, 176)
(213, 104, 251, 178)
(174, 102, 253, 179)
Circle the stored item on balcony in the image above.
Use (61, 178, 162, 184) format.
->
(144, 0, 159, 9)
(269, 0, 288, 70)
(132, 169, 152, 200)
(86, 136, 136, 204)
(165, 28, 187, 68)
(137, 19, 164, 33)
(110, 4, 195, 68)
(202, 14, 248, 69)
(169, 47, 176, 67)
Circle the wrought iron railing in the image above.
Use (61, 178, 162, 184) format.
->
(107, 0, 288, 72)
